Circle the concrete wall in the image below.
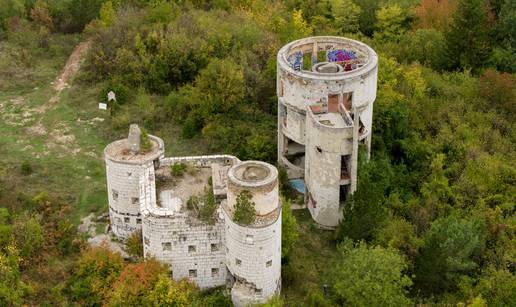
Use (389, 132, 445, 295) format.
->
(106, 159, 148, 238)
(277, 36, 378, 228)
(105, 135, 164, 239)
(305, 115, 345, 227)
(224, 161, 282, 306)
(142, 211, 227, 289)
(224, 209, 282, 305)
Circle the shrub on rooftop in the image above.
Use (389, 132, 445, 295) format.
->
(233, 190, 256, 225)
(170, 163, 187, 177)
(139, 128, 152, 153)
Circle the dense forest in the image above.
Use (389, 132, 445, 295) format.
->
(0, 0, 515, 306)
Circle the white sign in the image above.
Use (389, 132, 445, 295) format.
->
(107, 91, 116, 102)
(98, 103, 108, 110)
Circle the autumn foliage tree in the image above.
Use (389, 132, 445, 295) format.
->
(105, 259, 169, 306)
(414, 0, 457, 31)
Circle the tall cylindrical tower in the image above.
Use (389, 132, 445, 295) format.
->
(277, 36, 378, 228)
(104, 125, 164, 239)
(223, 161, 281, 307)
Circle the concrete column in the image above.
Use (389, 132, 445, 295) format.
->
(350, 107, 359, 193)
(312, 42, 318, 66)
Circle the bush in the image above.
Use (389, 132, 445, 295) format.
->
(125, 230, 143, 259)
(140, 128, 152, 153)
(333, 240, 413, 306)
(20, 161, 33, 175)
(170, 163, 187, 177)
(199, 187, 216, 225)
(281, 198, 298, 259)
(98, 80, 130, 110)
(233, 190, 256, 225)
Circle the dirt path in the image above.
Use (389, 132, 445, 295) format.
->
(38, 40, 92, 112)
(19, 40, 92, 156)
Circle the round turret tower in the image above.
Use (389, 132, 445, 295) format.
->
(223, 161, 281, 306)
(104, 124, 165, 239)
(277, 36, 378, 228)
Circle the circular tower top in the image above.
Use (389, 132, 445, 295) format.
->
(226, 161, 279, 218)
(228, 161, 278, 188)
(277, 36, 378, 81)
(104, 124, 165, 165)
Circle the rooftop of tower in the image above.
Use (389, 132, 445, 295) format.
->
(277, 36, 378, 80)
(104, 124, 164, 163)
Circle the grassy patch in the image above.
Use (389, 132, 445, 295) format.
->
(282, 209, 340, 305)
(0, 35, 110, 225)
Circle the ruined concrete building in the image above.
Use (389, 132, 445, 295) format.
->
(104, 36, 377, 304)
(277, 36, 378, 228)
(105, 124, 281, 306)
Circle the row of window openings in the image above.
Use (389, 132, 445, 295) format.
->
(111, 190, 139, 204)
(188, 268, 219, 278)
(116, 217, 141, 224)
(161, 243, 220, 253)
(235, 258, 272, 268)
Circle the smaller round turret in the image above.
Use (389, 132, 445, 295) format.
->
(223, 161, 281, 306)
(226, 161, 279, 216)
(104, 124, 164, 239)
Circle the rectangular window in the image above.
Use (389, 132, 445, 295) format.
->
(132, 197, 139, 205)
(246, 234, 254, 244)
(112, 190, 118, 200)
(188, 245, 196, 253)
(144, 237, 149, 245)
(162, 242, 172, 251)
(211, 268, 219, 277)
(236, 259, 242, 266)
(255, 289, 263, 295)
(136, 218, 142, 224)
(266, 260, 272, 267)
(344, 92, 353, 111)
(189, 269, 197, 278)
(211, 243, 219, 252)
(124, 217, 130, 223)
(328, 94, 339, 113)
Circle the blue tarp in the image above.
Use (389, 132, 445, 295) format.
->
(289, 179, 305, 194)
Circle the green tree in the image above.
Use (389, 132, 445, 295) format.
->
(415, 215, 485, 294)
(470, 267, 516, 306)
(14, 214, 44, 259)
(354, 0, 380, 36)
(68, 246, 124, 305)
(106, 260, 169, 306)
(333, 241, 413, 306)
(0, 0, 25, 32)
(146, 274, 197, 306)
(445, 0, 492, 71)
(420, 153, 454, 220)
(489, 0, 516, 72)
(0, 243, 29, 306)
(399, 28, 450, 70)
(281, 198, 298, 259)
(233, 190, 256, 225)
(199, 187, 216, 224)
(338, 155, 390, 241)
(332, 0, 361, 34)
(375, 216, 423, 260)
(375, 4, 406, 41)
(99, 1, 115, 27)
(0, 208, 12, 248)
(140, 127, 152, 153)
(125, 230, 143, 258)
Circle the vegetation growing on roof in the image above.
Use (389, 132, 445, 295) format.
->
(233, 190, 256, 225)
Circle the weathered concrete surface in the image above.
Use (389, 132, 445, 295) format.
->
(277, 36, 378, 227)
